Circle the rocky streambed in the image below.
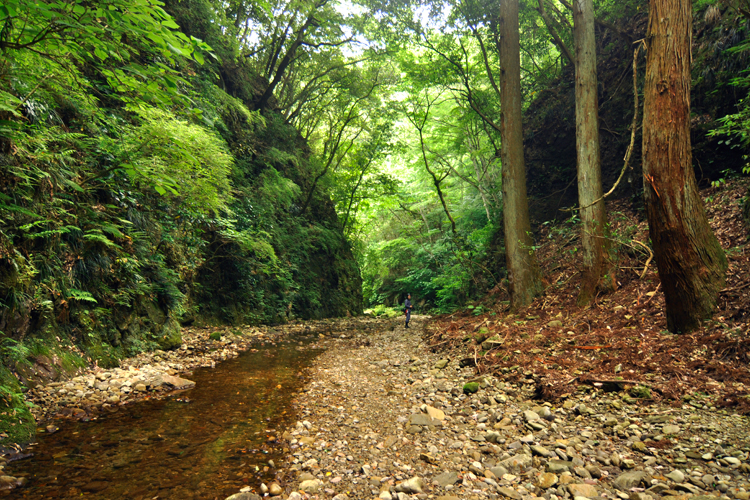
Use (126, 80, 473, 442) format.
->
(228, 316, 750, 500)
(2, 316, 750, 500)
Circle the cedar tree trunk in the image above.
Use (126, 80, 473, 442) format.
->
(573, 0, 614, 306)
(642, 0, 727, 332)
(499, 0, 542, 309)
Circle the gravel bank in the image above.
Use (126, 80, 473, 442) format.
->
(231, 316, 750, 500)
(3, 316, 749, 500)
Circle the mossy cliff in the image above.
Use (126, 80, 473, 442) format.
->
(0, 0, 361, 444)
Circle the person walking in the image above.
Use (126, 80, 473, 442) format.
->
(404, 293, 413, 329)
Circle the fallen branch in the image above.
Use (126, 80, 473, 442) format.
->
(629, 239, 654, 278)
(644, 283, 662, 305)
(578, 376, 664, 394)
(720, 281, 750, 294)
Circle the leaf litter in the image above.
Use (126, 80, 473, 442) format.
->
(426, 180, 750, 413)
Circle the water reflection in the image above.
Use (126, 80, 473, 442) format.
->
(3, 338, 322, 499)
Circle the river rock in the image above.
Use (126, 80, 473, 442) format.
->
(395, 476, 424, 493)
(531, 445, 553, 457)
(426, 405, 445, 420)
(666, 470, 685, 483)
(268, 482, 283, 496)
(482, 335, 504, 350)
(299, 479, 323, 493)
(662, 425, 680, 435)
(523, 410, 540, 422)
(161, 374, 195, 389)
(409, 413, 434, 427)
(434, 359, 449, 369)
(568, 484, 599, 498)
(490, 465, 509, 477)
(547, 460, 571, 473)
(498, 486, 523, 499)
(614, 471, 647, 491)
(0, 475, 23, 491)
(538, 472, 559, 489)
(434, 471, 459, 486)
(501, 453, 533, 471)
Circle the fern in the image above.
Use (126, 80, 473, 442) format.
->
(68, 289, 98, 303)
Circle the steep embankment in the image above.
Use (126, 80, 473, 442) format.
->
(0, 0, 361, 445)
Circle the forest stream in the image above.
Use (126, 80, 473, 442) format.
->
(1, 335, 324, 500)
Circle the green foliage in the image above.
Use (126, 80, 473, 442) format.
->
(0, 0, 363, 403)
(710, 80, 750, 175)
(121, 106, 235, 214)
(366, 304, 402, 318)
(0, 363, 35, 445)
(0, 0, 212, 110)
(0, 339, 35, 444)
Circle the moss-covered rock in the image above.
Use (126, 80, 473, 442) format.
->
(154, 317, 182, 350)
(0, 365, 36, 446)
(463, 382, 480, 394)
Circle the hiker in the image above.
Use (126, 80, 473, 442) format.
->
(404, 293, 413, 329)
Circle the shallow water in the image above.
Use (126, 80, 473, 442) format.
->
(3, 337, 322, 500)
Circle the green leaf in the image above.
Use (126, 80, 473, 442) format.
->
(68, 289, 97, 303)
(101, 224, 125, 238)
(167, 43, 186, 57)
(94, 46, 108, 60)
(0, 90, 23, 117)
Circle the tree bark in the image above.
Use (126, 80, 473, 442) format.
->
(641, 0, 727, 332)
(573, 0, 614, 306)
(498, 0, 542, 309)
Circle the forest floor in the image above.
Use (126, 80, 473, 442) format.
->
(262, 181, 750, 500)
(426, 180, 750, 414)
(2, 182, 749, 500)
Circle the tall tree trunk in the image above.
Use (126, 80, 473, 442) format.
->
(498, 0, 542, 309)
(573, 0, 613, 306)
(642, 0, 727, 333)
